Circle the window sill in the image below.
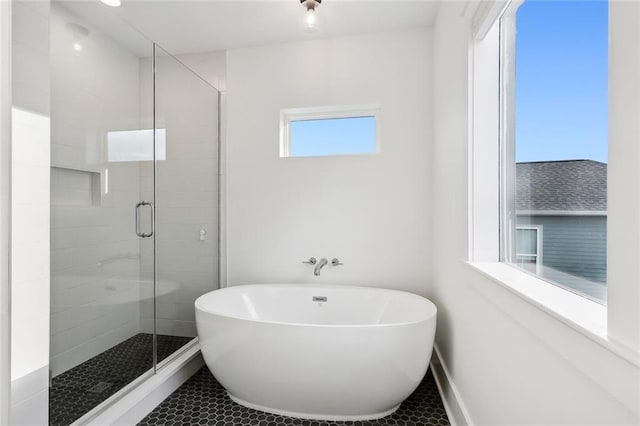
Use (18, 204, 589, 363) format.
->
(465, 261, 640, 368)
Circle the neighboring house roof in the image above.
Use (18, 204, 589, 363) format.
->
(516, 160, 607, 212)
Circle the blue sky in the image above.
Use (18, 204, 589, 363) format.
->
(515, 0, 608, 163)
(290, 116, 376, 157)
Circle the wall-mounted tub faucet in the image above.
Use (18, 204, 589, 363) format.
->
(303, 257, 341, 276)
(314, 257, 328, 276)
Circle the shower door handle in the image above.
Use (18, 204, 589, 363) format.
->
(135, 201, 154, 238)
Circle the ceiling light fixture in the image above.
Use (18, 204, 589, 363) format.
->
(300, 0, 321, 29)
(100, 0, 121, 7)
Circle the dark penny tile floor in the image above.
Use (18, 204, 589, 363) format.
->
(139, 367, 449, 426)
(49, 333, 193, 426)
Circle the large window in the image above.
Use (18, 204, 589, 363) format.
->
(500, 0, 608, 304)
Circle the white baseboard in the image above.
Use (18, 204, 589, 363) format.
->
(430, 345, 473, 426)
(84, 344, 204, 426)
(10, 366, 49, 426)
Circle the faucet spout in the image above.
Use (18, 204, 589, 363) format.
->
(314, 257, 328, 276)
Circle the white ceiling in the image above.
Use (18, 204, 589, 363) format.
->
(59, 0, 440, 56)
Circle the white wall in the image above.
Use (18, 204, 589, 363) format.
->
(49, 2, 145, 375)
(430, 3, 640, 425)
(177, 51, 227, 92)
(226, 30, 432, 294)
(10, 0, 50, 424)
(608, 0, 640, 354)
(0, 1, 11, 423)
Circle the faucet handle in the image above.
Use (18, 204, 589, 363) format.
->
(303, 257, 317, 265)
(331, 258, 343, 266)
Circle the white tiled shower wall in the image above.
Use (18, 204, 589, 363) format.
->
(175, 52, 227, 289)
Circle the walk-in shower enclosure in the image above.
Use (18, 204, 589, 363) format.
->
(49, 2, 219, 423)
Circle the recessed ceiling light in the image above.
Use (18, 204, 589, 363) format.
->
(100, 0, 121, 7)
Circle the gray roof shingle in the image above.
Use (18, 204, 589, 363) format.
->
(516, 160, 607, 212)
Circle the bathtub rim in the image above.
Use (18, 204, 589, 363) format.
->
(195, 283, 437, 329)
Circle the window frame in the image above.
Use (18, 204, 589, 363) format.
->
(279, 104, 381, 158)
(515, 225, 543, 274)
(497, 0, 520, 266)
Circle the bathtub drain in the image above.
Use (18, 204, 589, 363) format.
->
(88, 382, 112, 393)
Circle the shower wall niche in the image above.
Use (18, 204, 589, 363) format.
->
(49, 2, 219, 423)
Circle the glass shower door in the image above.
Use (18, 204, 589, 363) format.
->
(152, 45, 220, 364)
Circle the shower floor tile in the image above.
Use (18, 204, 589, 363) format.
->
(49, 333, 193, 426)
(138, 367, 450, 426)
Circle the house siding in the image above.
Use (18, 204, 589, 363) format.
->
(516, 215, 607, 284)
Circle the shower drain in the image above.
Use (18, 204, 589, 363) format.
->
(88, 382, 112, 393)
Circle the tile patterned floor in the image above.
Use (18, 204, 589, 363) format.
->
(139, 367, 450, 426)
(49, 333, 193, 426)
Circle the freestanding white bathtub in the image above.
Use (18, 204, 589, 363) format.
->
(195, 284, 437, 421)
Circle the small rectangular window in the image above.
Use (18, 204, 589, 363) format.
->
(280, 105, 379, 157)
(107, 128, 166, 162)
(515, 226, 542, 274)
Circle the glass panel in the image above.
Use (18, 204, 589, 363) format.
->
(503, 0, 608, 304)
(107, 129, 166, 162)
(289, 116, 376, 157)
(153, 45, 220, 364)
(515, 228, 537, 256)
(49, 2, 156, 423)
